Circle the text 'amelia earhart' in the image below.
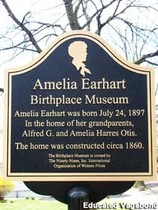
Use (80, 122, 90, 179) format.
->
(32, 78, 126, 90)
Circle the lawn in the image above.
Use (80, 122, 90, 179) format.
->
(0, 198, 124, 210)
(0, 199, 67, 210)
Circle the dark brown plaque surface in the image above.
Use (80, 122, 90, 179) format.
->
(4, 31, 156, 181)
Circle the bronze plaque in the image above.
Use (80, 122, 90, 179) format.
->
(4, 31, 157, 181)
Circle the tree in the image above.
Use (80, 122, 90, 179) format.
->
(0, 177, 14, 201)
(0, 0, 158, 66)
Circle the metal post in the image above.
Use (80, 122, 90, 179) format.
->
(67, 187, 90, 210)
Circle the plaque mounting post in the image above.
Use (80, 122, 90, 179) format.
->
(67, 187, 90, 210)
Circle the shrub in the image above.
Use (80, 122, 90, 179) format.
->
(0, 177, 14, 201)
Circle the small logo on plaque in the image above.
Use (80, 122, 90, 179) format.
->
(68, 41, 91, 77)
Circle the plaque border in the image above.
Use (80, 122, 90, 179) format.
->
(4, 30, 157, 181)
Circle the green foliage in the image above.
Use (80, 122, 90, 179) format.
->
(133, 181, 146, 188)
(0, 177, 14, 201)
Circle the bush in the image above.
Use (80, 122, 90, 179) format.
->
(0, 177, 14, 201)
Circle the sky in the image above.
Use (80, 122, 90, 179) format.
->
(0, 0, 158, 162)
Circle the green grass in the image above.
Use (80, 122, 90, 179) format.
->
(0, 199, 67, 210)
(0, 198, 124, 210)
